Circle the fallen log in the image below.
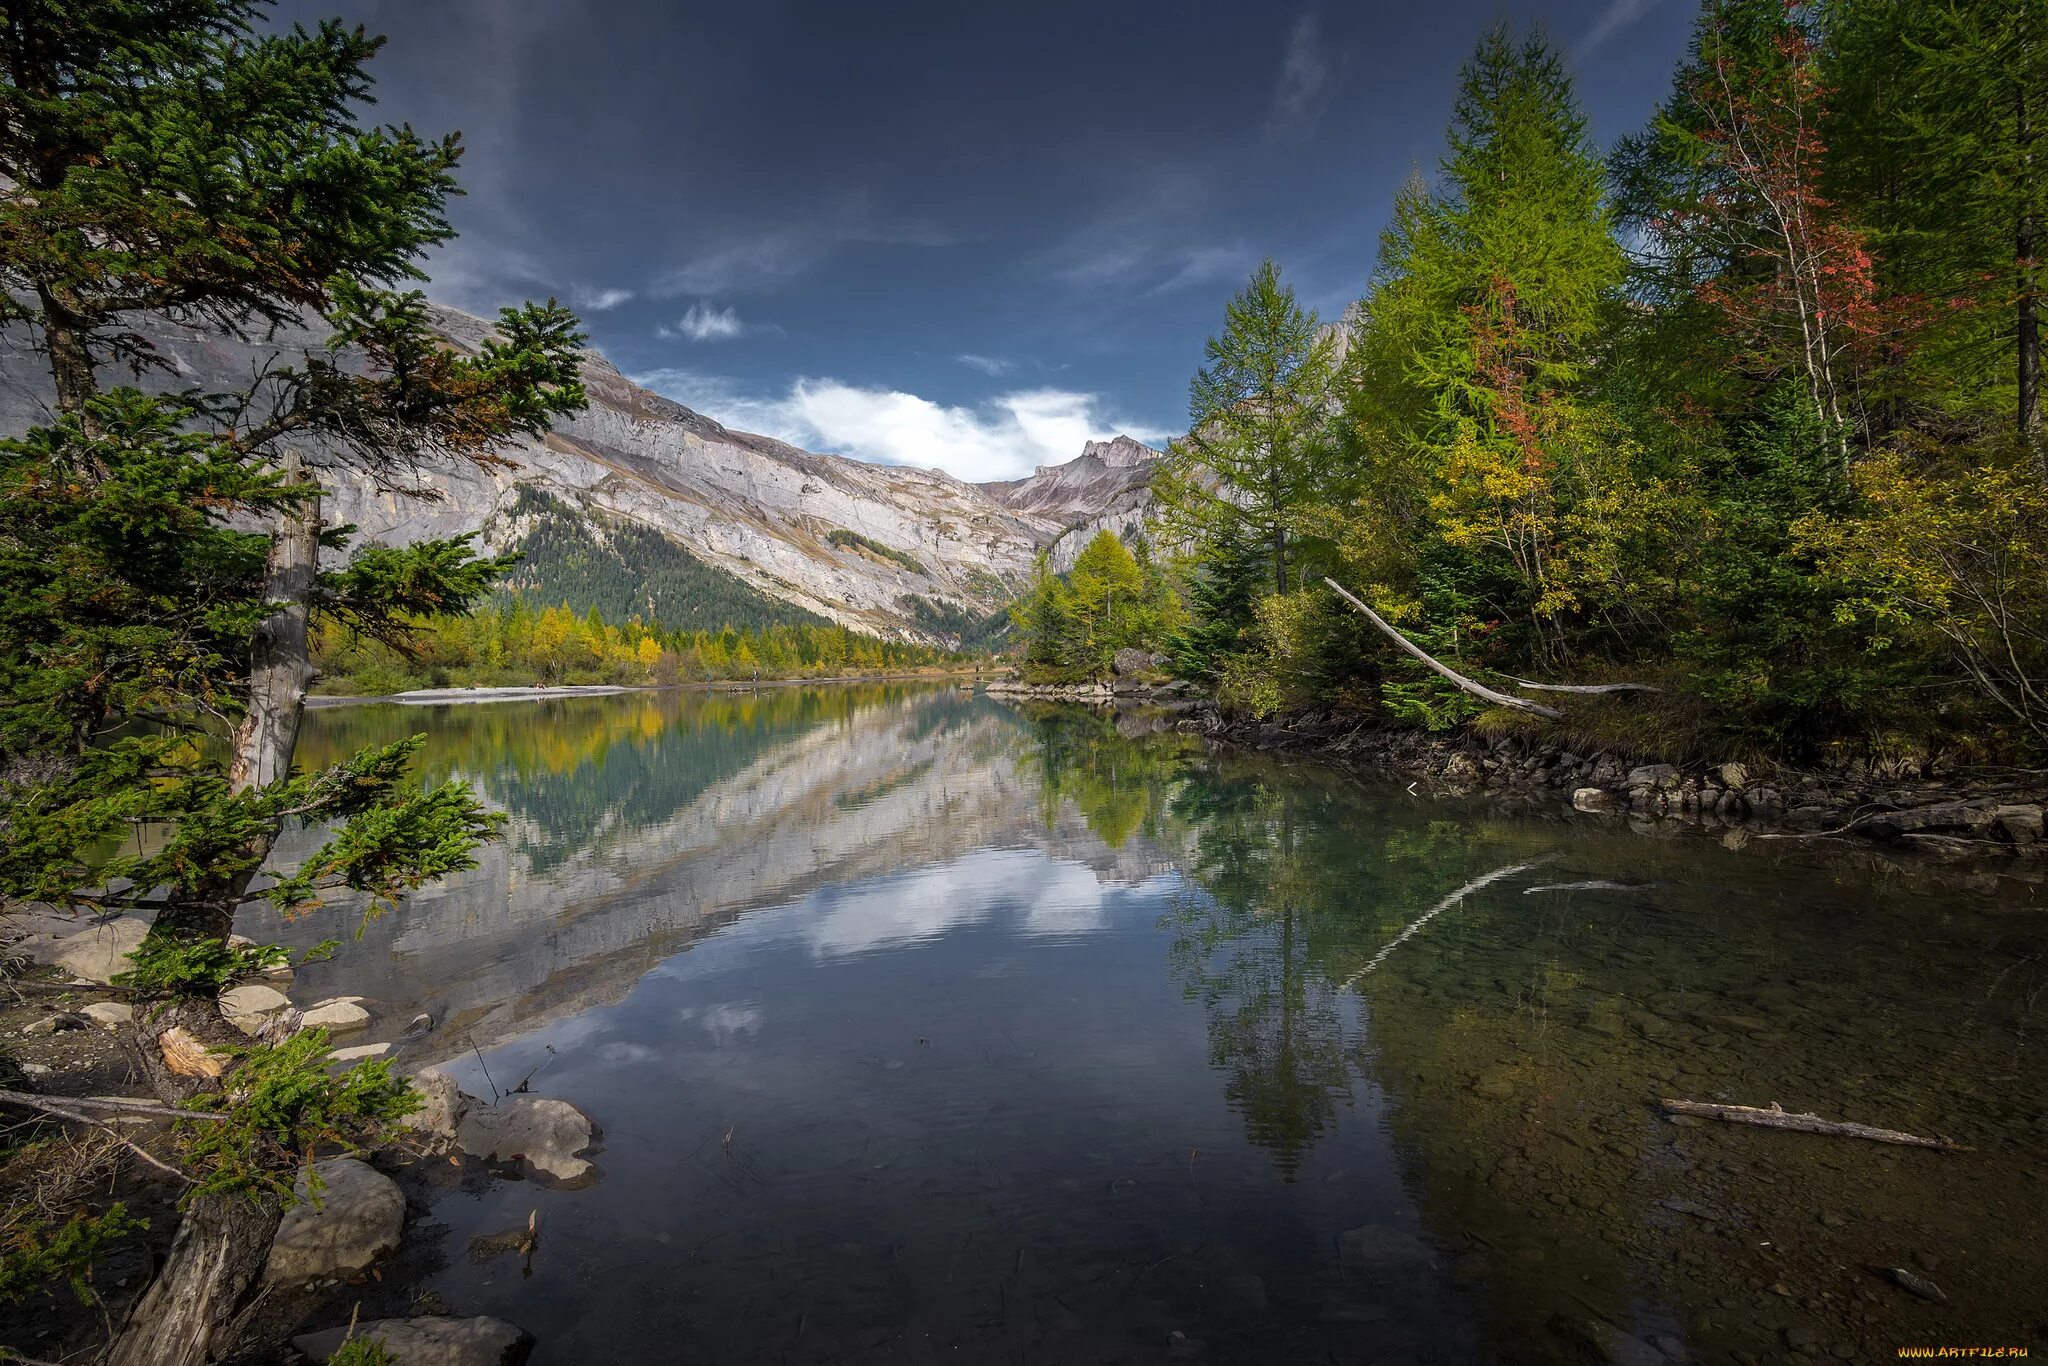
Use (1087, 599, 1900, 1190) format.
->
(0, 1088, 223, 1122)
(1658, 1099, 1966, 1152)
(1502, 676, 1661, 695)
(1322, 578, 1563, 720)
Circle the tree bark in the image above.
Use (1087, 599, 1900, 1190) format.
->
(1322, 578, 1566, 720)
(104, 1189, 282, 1366)
(230, 449, 322, 792)
(109, 465, 321, 1363)
(104, 999, 287, 1364)
(1502, 676, 1661, 695)
(35, 286, 100, 425)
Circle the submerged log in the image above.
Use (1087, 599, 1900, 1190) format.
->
(1322, 579, 1565, 720)
(1658, 1099, 1967, 1152)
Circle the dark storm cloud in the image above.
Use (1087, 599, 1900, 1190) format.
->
(275, 0, 1690, 479)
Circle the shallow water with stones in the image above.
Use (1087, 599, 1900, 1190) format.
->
(250, 684, 2048, 1364)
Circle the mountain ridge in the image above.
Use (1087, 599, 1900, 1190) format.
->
(0, 301, 1167, 644)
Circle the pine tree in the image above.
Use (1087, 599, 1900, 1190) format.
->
(0, 4, 585, 1357)
(1157, 259, 1339, 598)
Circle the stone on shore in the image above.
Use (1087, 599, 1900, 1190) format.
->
(1571, 787, 1617, 813)
(219, 982, 293, 1036)
(329, 1042, 392, 1063)
(398, 1067, 471, 1142)
(291, 1315, 534, 1366)
(299, 998, 372, 1034)
(45, 916, 150, 985)
(1625, 763, 1682, 791)
(1992, 803, 2044, 845)
(80, 1002, 133, 1030)
(456, 1094, 601, 1184)
(261, 1157, 405, 1287)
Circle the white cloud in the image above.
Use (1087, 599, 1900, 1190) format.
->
(1146, 245, 1260, 296)
(799, 850, 1117, 958)
(572, 285, 635, 312)
(1574, 0, 1657, 62)
(654, 198, 954, 297)
(628, 366, 1171, 483)
(675, 1002, 765, 1044)
(659, 302, 748, 342)
(956, 353, 1012, 376)
(1039, 169, 1254, 297)
(1266, 11, 1337, 141)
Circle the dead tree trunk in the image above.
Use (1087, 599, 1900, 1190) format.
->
(230, 448, 322, 792)
(109, 464, 321, 1363)
(104, 998, 290, 1363)
(1321, 578, 1565, 720)
(1658, 1099, 1965, 1152)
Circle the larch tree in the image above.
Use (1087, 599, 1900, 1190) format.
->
(0, 2, 585, 1360)
(1340, 23, 1654, 666)
(1156, 259, 1340, 599)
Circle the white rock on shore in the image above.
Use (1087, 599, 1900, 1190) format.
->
(261, 1157, 406, 1287)
(456, 1095, 601, 1184)
(299, 998, 372, 1034)
(10, 915, 152, 985)
(218, 982, 293, 1036)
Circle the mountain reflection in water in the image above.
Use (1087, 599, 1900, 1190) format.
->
(251, 686, 2048, 1365)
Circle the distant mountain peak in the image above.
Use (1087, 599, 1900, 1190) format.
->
(1077, 434, 1161, 469)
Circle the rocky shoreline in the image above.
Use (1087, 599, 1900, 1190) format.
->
(1193, 705, 2048, 863)
(982, 680, 2048, 865)
(2, 914, 602, 1365)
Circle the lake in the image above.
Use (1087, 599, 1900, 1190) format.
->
(254, 684, 2048, 1364)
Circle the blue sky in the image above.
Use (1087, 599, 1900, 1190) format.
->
(285, 0, 1695, 482)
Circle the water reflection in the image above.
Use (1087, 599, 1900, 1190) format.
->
(262, 687, 2048, 1364)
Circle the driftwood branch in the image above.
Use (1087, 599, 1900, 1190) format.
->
(1322, 579, 1565, 719)
(1658, 1099, 1966, 1152)
(0, 1088, 223, 1122)
(1502, 676, 1661, 695)
(0, 1090, 195, 1182)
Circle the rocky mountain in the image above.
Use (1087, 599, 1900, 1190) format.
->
(977, 435, 1163, 571)
(0, 303, 1165, 645)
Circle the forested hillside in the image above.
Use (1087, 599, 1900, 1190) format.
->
(492, 487, 828, 630)
(1019, 1, 2048, 764)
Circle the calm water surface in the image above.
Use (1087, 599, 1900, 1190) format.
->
(256, 686, 2048, 1364)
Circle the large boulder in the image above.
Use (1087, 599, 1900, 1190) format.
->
(219, 982, 293, 1036)
(456, 1095, 600, 1185)
(1625, 764, 1682, 791)
(1992, 803, 2044, 845)
(299, 998, 372, 1035)
(1112, 647, 1161, 677)
(43, 916, 151, 985)
(261, 1157, 406, 1287)
(291, 1316, 533, 1366)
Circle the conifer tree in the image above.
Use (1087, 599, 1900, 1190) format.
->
(1341, 22, 1652, 663)
(1157, 259, 1339, 598)
(0, 3, 585, 1357)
